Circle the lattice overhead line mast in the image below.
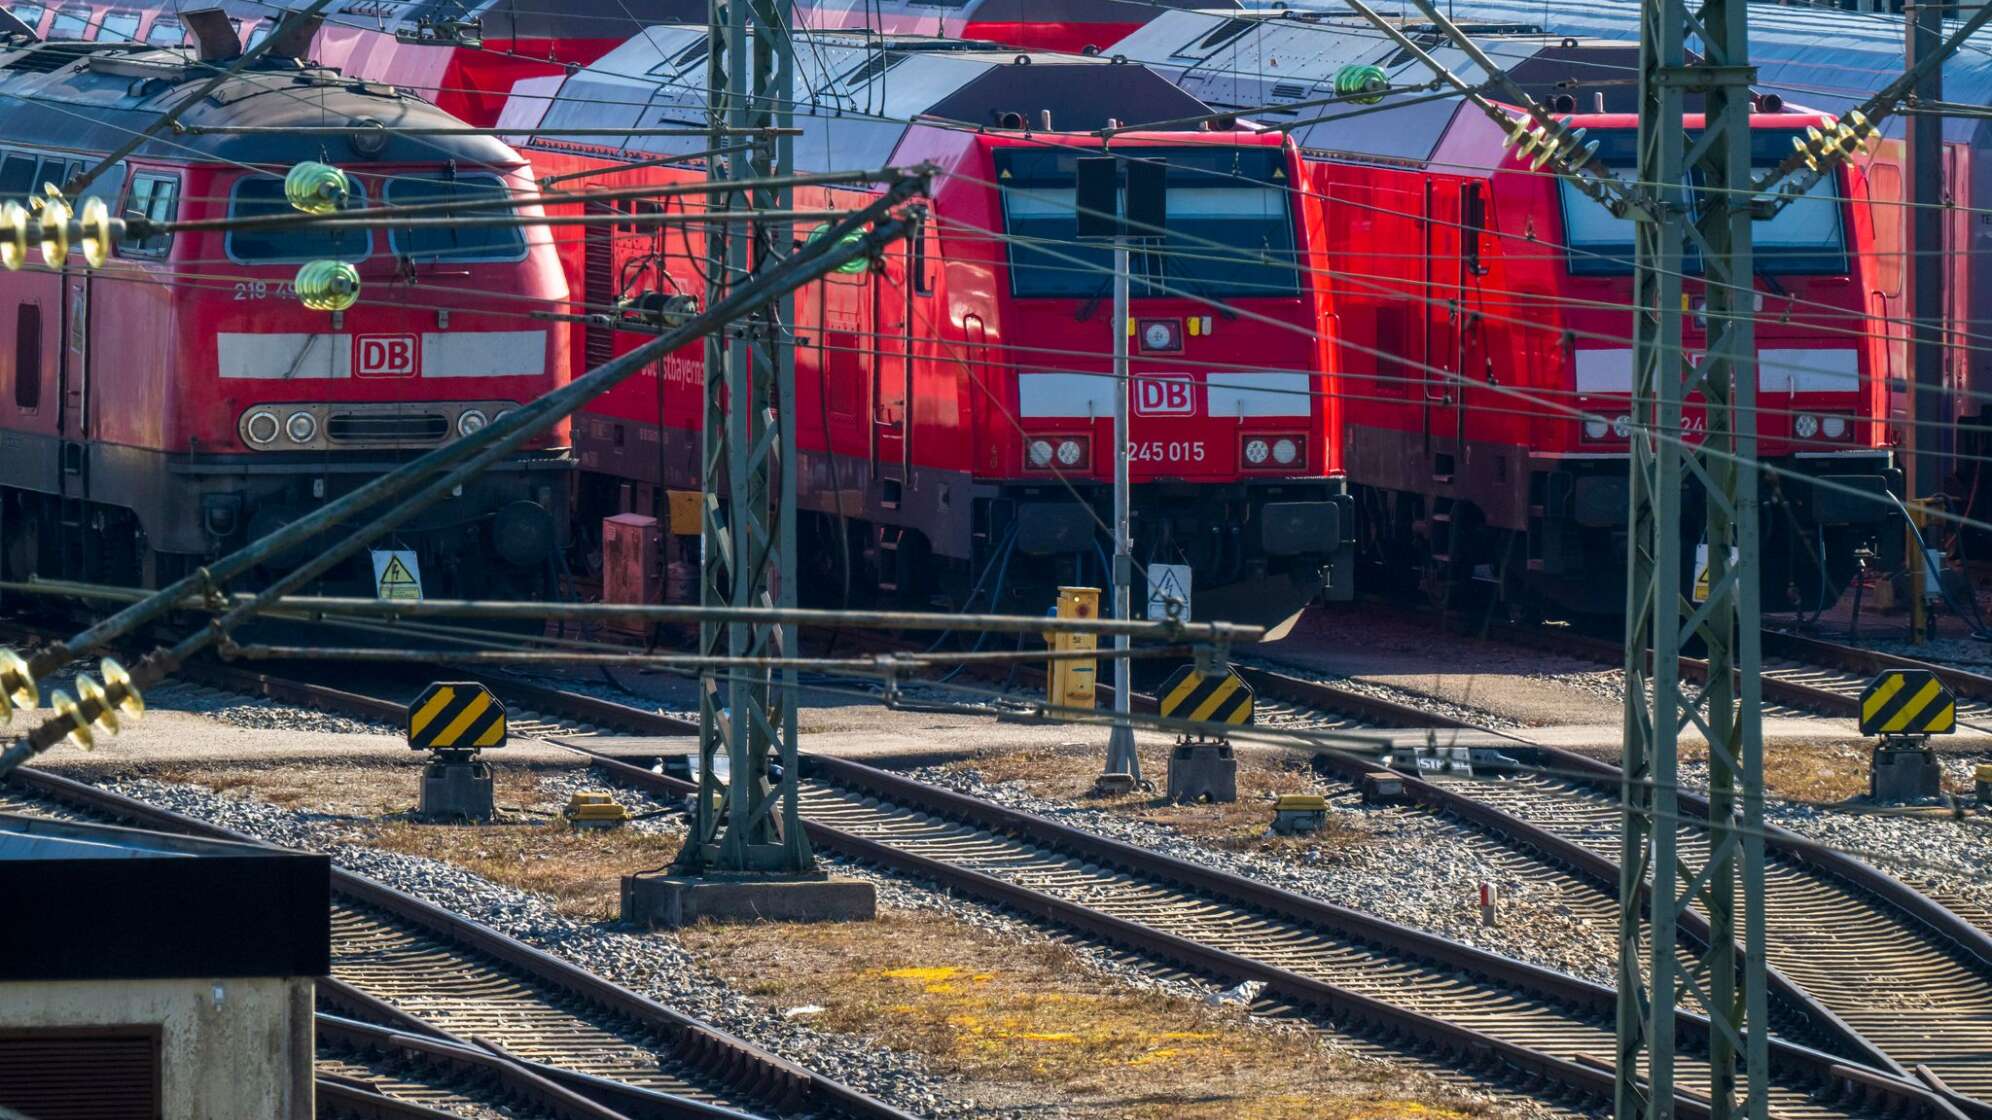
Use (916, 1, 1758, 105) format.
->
(1340, 0, 1992, 1116)
(674, 0, 812, 876)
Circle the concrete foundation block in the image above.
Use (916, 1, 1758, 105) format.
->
(1870, 745, 1942, 803)
(419, 760, 494, 822)
(621, 872, 876, 928)
(1167, 742, 1237, 803)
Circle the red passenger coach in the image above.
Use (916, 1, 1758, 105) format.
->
(1111, 11, 1897, 615)
(0, 29, 570, 597)
(503, 30, 1354, 622)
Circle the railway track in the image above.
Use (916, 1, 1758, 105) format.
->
(0, 767, 911, 1120)
(30, 643, 1987, 1119)
(1233, 662, 1992, 1116)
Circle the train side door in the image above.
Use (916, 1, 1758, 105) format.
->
(820, 266, 871, 484)
(1421, 180, 1463, 474)
(872, 238, 911, 491)
(56, 267, 88, 499)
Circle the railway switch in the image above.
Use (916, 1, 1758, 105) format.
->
(1271, 794, 1327, 835)
(564, 791, 631, 830)
(1859, 671, 1953, 803)
(407, 682, 508, 822)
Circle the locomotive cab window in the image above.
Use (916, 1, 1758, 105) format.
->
(384, 174, 527, 261)
(0, 153, 34, 203)
(45, 4, 91, 38)
(6, 3, 43, 30)
(121, 172, 178, 258)
(144, 16, 180, 43)
(1558, 127, 1847, 276)
(98, 9, 139, 40)
(996, 146, 1300, 300)
(226, 174, 370, 262)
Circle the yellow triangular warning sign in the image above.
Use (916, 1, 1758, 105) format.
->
(378, 555, 421, 600)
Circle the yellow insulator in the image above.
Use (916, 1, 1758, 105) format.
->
(99, 658, 143, 719)
(284, 161, 350, 215)
(1792, 133, 1820, 173)
(47, 690, 94, 752)
(0, 648, 37, 724)
(73, 674, 120, 736)
(36, 196, 70, 267)
(295, 259, 362, 312)
(77, 197, 113, 268)
(0, 201, 26, 272)
(1847, 109, 1873, 139)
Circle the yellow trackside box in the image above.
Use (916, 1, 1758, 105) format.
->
(666, 489, 702, 536)
(1045, 586, 1100, 712)
(565, 790, 631, 829)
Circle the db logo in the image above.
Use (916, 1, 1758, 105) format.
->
(1132, 375, 1195, 417)
(356, 334, 419, 378)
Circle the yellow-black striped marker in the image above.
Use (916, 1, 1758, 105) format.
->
(407, 682, 508, 751)
(1858, 670, 1956, 736)
(1157, 665, 1255, 728)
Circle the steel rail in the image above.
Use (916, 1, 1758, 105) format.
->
(1226, 662, 1992, 1115)
(565, 744, 1964, 1120)
(0, 767, 915, 1120)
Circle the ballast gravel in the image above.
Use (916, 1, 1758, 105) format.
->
(905, 764, 1620, 985)
(99, 776, 992, 1120)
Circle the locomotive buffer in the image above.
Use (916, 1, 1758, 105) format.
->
(406, 682, 507, 821)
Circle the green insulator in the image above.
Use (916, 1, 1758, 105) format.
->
(296, 259, 362, 312)
(807, 221, 871, 274)
(284, 161, 351, 215)
(1334, 64, 1389, 106)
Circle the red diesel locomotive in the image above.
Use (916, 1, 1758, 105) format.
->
(501, 30, 1355, 622)
(1109, 11, 1897, 615)
(0, 24, 571, 597)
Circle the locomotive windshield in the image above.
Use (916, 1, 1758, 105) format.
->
(385, 175, 528, 262)
(1555, 126, 1848, 276)
(996, 146, 1301, 300)
(227, 175, 372, 263)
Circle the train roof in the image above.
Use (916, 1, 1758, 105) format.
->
(1109, 10, 1639, 164)
(1274, 0, 1992, 145)
(498, 25, 1215, 173)
(0, 32, 523, 166)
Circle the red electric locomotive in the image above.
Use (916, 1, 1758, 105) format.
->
(1110, 11, 1897, 615)
(501, 29, 1355, 623)
(0, 23, 571, 597)
(4, 0, 1207, 127)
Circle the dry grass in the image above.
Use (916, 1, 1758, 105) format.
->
(681, 910, 1500, 1120)
(1685, 739, 1978, 805)
(953, 743, 1369, 858)
(366, 819, 680, 920)
(147, 761, 679, 920)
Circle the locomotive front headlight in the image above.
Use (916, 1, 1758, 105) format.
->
(1056, 438, 1084, 467)
(1822, 415, 1848, 439)
(284, 410, 316, 444)
(243, 410, 280, 446)
(1271, 438, 1298, 466)
(1244, 437, 1270, 465)
(1027, 439, 1054, 468)
(1583, 416, 1610, 440)
(458, 409, 488, 437)
(1611, 415, 1632, 439)
(1794, 413, 1820, 439)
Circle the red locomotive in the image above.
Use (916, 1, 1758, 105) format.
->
(0, 21, 571, 598)
(1108, 12, 1897, 615)
(501, 29, 1355, 623)
(9, 0, 1205, 126)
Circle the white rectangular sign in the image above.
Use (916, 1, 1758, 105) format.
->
(1146, 563, 1191, 622)
(371, 549, 423, 601)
